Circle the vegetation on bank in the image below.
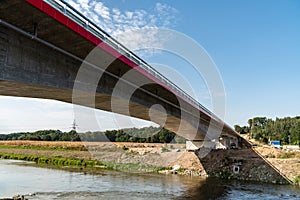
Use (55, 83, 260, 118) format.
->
(293, 176, 300, 185)
(234, 116, 300, 145)
(264, 151, 300, 159)
(0, 127, 186, 143)
(211, 171, 232, 180)
(0, 152, 167, 173)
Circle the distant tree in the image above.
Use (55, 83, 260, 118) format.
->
(0, 127, 186, 143)
(18, 135, 27, 140)
(234, 125, 242, 133)
(252, 117, 267, 127)
(248, 119, 253, 129)
(290, 122, 300, 145)
(235, 116, 300, 144)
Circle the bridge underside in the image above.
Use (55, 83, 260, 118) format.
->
(0, 79, 203, 140)
(0, 0, 237, 141)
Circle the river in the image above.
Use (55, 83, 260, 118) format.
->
(0, 159, 299, 199)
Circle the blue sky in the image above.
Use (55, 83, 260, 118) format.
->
(1, 0, 300, 133)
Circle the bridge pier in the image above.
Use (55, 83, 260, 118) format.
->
(186, 135, 239, 151)
(186, 140, 215, 151)
(216, 135, 239, 149)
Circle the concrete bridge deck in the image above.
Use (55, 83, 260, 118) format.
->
(0, 0, 239, 144)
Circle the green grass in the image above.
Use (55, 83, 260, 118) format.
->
(265, 153, 276, 158)
(210, 171, 232, 179)
(277, 152, 296, 159)
(293, 176, 300, 185)
(0, 153, 100, 167)
(0, 152, 167, 173)
(161, 147, 170, 153)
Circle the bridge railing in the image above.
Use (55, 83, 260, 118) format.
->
(44, 0, 222, 122)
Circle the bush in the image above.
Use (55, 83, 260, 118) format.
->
(293, 176, 300, 185)
(277, 152, 296, 159)
(161, 147, 170, 153)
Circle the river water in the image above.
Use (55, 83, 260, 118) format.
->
(0, 159, 300, 200)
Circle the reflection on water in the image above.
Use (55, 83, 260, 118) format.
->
(0, 159, 299, 200)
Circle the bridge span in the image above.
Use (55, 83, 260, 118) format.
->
(0, 0, 239, 149)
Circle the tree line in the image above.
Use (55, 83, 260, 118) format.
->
(234, 116, 300, 145)
(0, 126, 186, 143)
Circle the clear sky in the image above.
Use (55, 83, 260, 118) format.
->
(1, 0, 300, 133)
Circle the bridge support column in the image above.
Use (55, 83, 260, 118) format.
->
(186, 140, 216, 151)
(216, 136, 239, 149)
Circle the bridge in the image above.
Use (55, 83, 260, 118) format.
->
(0, 0, 239, 150)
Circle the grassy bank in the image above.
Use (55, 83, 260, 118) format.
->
(293, 176, 300, 185)
(0, 152, 167, 173)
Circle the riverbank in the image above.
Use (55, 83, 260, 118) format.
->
(0, 140, 299, 185)
(195, 141, 300, 185)
(240, 135, 300, 185)
(0, 152, 167, 173)
(253, 145, 300, 184)
(0, 141, 199, 174)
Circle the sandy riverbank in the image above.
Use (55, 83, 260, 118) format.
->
(0, 140, 299, 185)
(0, 141, 202, 173)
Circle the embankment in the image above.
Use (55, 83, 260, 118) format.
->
(197, 148, 291, 184)
(0, 141, 188, 173)
(0, 141, 299, 185)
